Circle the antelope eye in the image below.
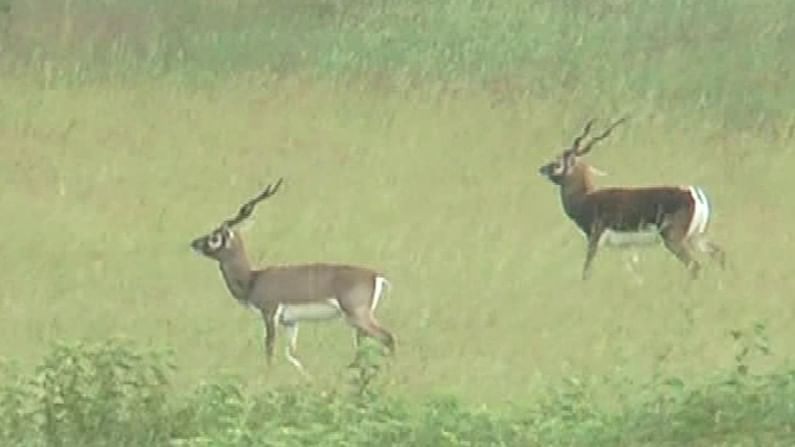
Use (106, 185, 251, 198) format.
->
(207, 233, 223, 249)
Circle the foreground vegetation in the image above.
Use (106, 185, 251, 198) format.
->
(1, 337, 794, 446)
(1, 0, 794, 444)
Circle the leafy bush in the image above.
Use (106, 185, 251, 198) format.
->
(2, 332, 795, 446)
(0, 339, 174, 446)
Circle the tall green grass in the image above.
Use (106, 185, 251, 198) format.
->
(2, 0, 794, 130)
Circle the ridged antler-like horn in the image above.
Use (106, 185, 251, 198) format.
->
(223, 178, 284, 227)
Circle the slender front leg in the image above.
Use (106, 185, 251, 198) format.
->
(283, 322, 312, 380)
(583, 223, 605, 280)
(261, 309, 277, 364)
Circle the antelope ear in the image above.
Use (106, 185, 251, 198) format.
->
(221, 224, 235, 240)
(589, 166, 608, 176)
(564, 152, 577, 170)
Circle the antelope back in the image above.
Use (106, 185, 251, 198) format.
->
(249, 264, 379, 307)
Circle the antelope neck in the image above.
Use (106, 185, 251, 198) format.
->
(560, 163, 595, 220)
(218, 250, 254, 302)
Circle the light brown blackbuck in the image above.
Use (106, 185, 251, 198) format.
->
(190, 179, 395, 377)
(538, 118, 726, 280)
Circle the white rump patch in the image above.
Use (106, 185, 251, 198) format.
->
(277, 300, 343, 325)
(686, 186, 711, 238)
(371, 276, 391, 312)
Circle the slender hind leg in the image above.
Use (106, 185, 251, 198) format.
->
(353, 328, 367, 349)
(694, 237, 727, 269)
(662, 227, 701, 279)
(347, 319, 395, 369)
(359, 320, 396, 354)
(338, 287, 396, 356)
(345, 309, 396, 355)
(348, 328, 370, 368)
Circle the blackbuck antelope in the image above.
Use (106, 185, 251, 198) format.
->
(538, 118, 726, 280)
(190, 179, 395, 378)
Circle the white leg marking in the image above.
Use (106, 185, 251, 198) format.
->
(283, 322, 312, 379)
(272, 304, 284, 326)
(371, 276, 391, 312)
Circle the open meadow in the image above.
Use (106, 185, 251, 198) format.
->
(1, 0, 795, 445)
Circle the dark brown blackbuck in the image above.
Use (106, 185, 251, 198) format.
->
(190, 179, 395, 378)
(538, 118, 726, 280)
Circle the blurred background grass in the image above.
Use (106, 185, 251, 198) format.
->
(0, 0, 793, 404)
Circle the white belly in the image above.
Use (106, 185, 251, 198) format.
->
(276, 300, 343, 325)
(600, 228, 660, 247)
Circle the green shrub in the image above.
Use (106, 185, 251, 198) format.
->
(2, 322, 795, 446)
(0, 339, 174, 446)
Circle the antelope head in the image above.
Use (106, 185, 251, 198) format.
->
(538, 117, 627, 187)
(190, 178, 284, 261)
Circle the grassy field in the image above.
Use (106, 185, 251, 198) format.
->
(1, 0, 795, 443)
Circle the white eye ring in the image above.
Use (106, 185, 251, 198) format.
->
(207, 233, 223, 249)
